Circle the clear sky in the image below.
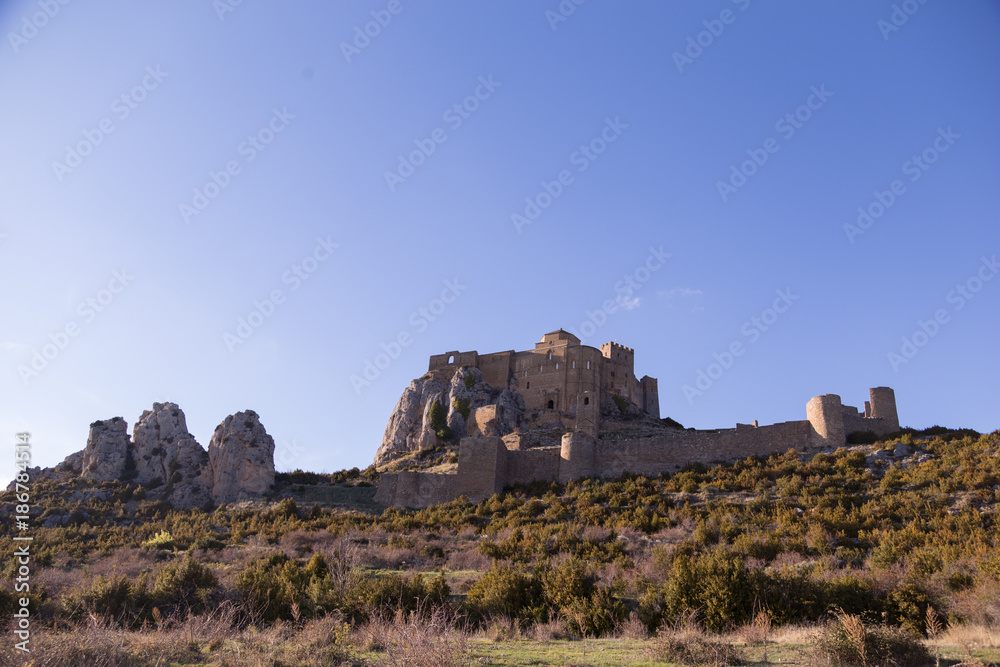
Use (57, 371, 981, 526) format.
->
(2, 1, 998, 484)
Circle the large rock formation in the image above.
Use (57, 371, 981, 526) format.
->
(132, 402, 212, 509)
(5, 403, 276, 509)
(81, 418, 129, 482)
(375, 367, 525, 466)
(206, 410, 275, 504)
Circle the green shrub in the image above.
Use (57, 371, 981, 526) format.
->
(847, 430, 879, 445)
(428, 399, 453, 441)
(466, 563, 545, 622)
(143, 530, 175, 550)
(153, 553, 218, 613)
(63, 574, 149, 626)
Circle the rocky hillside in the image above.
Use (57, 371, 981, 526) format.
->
(376, 366, 525, 466)
(14, 402, 275, 509)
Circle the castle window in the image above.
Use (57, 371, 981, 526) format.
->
(526, 381, 530, 389)
(548, 351, 552, 360)
(448, 355, 454, 364)
(584, 397, 590, 405)
(586, 361, 591, 369)
(547, 400, 554, 409)
(555, 363, 559, 370)
(572, 361, 576, 369)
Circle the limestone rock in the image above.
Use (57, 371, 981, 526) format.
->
(376, 372, 450, 465)
(132, 402, 211, 509)
(375, 367, 526, 466)
(81, 418, 130, 482)
(207, 410, 275, 504)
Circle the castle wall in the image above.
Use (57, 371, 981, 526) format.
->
(507, 447, 561, 485)
(429, 350, 478, 371)
(478, 351, 515, 388)
(456, 436, 508, 503)
(592, 420, 814, 478)
(374, 471, 456, 507)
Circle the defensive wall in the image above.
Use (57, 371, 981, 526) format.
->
(375, 386, 901, 508)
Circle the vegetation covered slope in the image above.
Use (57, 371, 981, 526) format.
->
(1, 427, 999, 664)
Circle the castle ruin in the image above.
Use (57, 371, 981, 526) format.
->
(375, 330, 899, 508)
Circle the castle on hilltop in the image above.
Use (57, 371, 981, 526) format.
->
(427, 328, 659, 434)
(376, 330, 900, 508)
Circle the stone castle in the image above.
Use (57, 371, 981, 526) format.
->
(375, 330, 901, 508)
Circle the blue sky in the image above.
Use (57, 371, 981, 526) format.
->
(2, 0, 998, 483)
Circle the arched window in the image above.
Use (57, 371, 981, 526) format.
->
(547, 351, 552, 360)
(547, 400, 554, 409)
(448, 355, 454, 364)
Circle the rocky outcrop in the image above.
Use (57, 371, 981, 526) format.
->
(375, 367, 525, 466)
(207, 410, 275, 504)
(4, 403, 277, 509)
(132, 403, 212, 509)
(82, 418, 129, 482)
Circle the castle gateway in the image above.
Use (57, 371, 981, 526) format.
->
(376, 330, 899, 508)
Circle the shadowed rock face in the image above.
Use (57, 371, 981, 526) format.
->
(132, 402, 212, 509)
(375, 367, 525, 466)
(207, 410, 275, 504)
(82, 417, 129, 482)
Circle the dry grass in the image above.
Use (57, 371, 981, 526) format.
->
(646, 610, 746, 667)
(353, 607, 470, 666)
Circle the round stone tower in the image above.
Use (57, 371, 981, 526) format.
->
(868, 386, 899, 432)
(806, 394, 845, 446)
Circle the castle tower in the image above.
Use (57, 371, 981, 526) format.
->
(641, 376, 660, 419)
(806, 394, 846, 446)
(575, 389, 599, 437)
(868, 387, 899, 432)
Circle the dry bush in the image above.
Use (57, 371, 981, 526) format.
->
(646, 610, 746, 667)
(354, 607, 469, 667)
(446, 546, 492, 572)
(481, 615, 527, 642)
(0, 620, 132, 667)
(532, 614, 570, 641)
(616, 611, 649, 640)
(811, 609, 932, 667)
(739, 610, 773, 645)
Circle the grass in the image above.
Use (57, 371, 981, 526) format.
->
(6, 621, 999, 667)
